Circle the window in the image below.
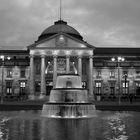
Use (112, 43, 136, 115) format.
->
(82, 82, 87, 88)
(110, 70, 115, 78)
(6, 81, 12, 94)
(136, 82, 140, 95)
(96, 70, 101, 78)
(123, 70, 128, 76)
(20, 82, 26, 87)
(122, 82, 129, 94)
(95, 82, 102, 94)
(20, 69, 26, 78)
(20, 81, 26, 95)
(136, 70, 140, 78)
(109, 82, 115, 95)
(136, 82, 140, 87)
(7, 68, 12, 77)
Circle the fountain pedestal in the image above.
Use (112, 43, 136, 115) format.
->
(42, 74, 95, 118)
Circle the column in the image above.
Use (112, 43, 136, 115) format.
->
(78, 56, 82, 77)
(53, 56, 57, 88)
(66, 55, 70, 74)
(40, 55, 46, 98)
(29, 55, 35, 99)
(89, 56, 94, 97)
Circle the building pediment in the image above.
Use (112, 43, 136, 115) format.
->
(30, 33, 93, 49)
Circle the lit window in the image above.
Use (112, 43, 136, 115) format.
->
(110, 70, 115, 78)
(122, 82, 129, 94)
(96, 70, 101, 78)
(82, 82, 86, 88)
(7, 68, 12, 77)
(96, 82, 102, 87)
(122, 82, 128, 88)
(136, 82, 140, 87)
(20, 82, 26, 87)
(136, 70, 140, 78)
(20, 81, 26, 95)
(95, 82, 102, 94)
(6, 81, 12, 94)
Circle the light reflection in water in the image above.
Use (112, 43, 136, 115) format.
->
(0, 111, 139, 140)
(105, 112, 130, 140)
(0, 117, 10, 140)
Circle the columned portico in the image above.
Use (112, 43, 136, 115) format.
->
(30, 49, 94, 98)
(40, 55, 46, 98)
(53, 55, 57, 88)
(29, 55, 35, 99)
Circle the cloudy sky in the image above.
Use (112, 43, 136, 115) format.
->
(0, 0, 140, 50)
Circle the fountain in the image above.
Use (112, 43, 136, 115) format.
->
(42, 74, 96, 118)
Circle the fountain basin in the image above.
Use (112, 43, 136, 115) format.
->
(42, 102, 95, 118)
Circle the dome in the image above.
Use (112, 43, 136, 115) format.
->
(38, 20, 83, 41)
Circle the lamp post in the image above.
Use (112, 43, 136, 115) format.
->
(0, 55, 10, 104)
(111, 56, 125, 104)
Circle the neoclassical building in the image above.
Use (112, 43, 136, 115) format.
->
(28, 20, 94, 99)
(0, 19, 140, 100)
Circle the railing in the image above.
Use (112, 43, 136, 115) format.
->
(3, 94, 28, 101)
(95, 94, 140, 102)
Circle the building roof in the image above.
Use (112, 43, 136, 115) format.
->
(38, 20, 83, 41)
(0, 50, 29, 55)
(94, 47, 140, 56)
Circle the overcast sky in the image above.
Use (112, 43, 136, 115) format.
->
(0, 0, 140, 50)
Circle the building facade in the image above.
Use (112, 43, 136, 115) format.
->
(0, 19, 140, 100)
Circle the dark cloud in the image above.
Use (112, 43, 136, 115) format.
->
(0, 0, 140, 49)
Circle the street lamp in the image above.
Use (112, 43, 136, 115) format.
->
(0, 55, 11, 104)
(111, 56, 125, 104)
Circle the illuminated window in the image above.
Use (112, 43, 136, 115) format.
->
(136, 70, 140, 78)
(96, 82, 101, 87)
(136, 82, 140, 95)
(96, 70, 101, 78)
(6, 81, 12, 94)
(122, 82, 129, 94)
(136, 82, 140, 87)
(7, 68, 12, 77)
(110, 70, 115, 78)
(82, 82, 86, 88)
(20, 81, 26, 95)
(95, 82, 102, 94)
(20, 82, 26, 87)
